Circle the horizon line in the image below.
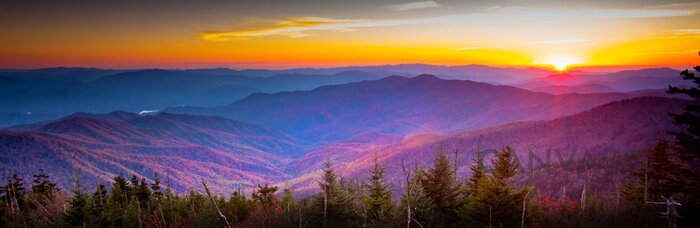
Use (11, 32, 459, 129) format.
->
(0, 63, 689, 72)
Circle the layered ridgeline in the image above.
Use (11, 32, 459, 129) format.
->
(281, 96, 686, 195)
(2, 66, 686, 128)
(0, 65, 554, 127)
(516, 67, 691, 92)
(0, 112, 305, 193)
(1, 96, 685, 195)
(166, 74, 658, 144)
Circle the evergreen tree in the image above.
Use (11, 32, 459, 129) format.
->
(1, 174, 26, 214)
(667, 60, 700, 164)
(646, 140, 682, 196)
(316, 158, 337, 228)
(31, 169, 58, 199)
(422, 149, 460, 225)
(130, 175, 140, 198)
(347, 179, 368, 227)
(364, 155, 394, 226)
(398, 167, 436, 228)
(666, 57, 700, 226)
(113, 175, 131, 203)
(281, 187, 295, 213)
(249, 184, 281, 227)
(135, 178, 151, 208)
(492, 146, 518, 184)
(310, 159, 359, 227)
(464, 148, 487, 197)
(620, 182, 662, 226)
(335, 179, 361, 226)
(252, 184, 279, 206)
(620, 141, 681, 227)
(223, 188, 252, 224)
(108, 175, 131, 227)
(151, 173, 163, 202)
(460, 146, 530, 227)
(92, 183, 108, 226)
(280, 186, 298, 226)
(65, 175, 89, 227)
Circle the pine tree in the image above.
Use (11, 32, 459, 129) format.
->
(151, 173, 163, 202)
(1, 174, 25, 214)
(252, 184, 278, 206)
(398, 167, 436, 228)
(281, 187, 294, 211)
(317, 158, 337, 228)
(422, 149, 460, 225)
(133, 177, 152, 227)
(223, 188, 252, 225)
(667, 61, 700, 164)
(31, 169, 58, 199)
(334, 179, 361, 226)
(647, 140, 681, 196)
(136, 178, 151, 207)
(464, 148, 487, 197)
(65, 175, 89, 227)
(310, 159, 359, 227)
(348, 179, 368, 227)
(620, 182, 661, 226)
(460, 146, 530, 227)
(666, 58, 700, 226)
(92, 183, 108, 226)
(280, 186, 298, 226)
(492, 146, 518, 184)
(620, 141, 683, 226)
(106, 175, 133, 227)
(364, 155, 394, 226)
(111, 175, 131, 205)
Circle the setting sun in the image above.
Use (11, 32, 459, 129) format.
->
(552, 62, 569, 71)
(539, 55, 581, 71)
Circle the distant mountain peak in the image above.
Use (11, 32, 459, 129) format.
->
(413, 74, 440, 80)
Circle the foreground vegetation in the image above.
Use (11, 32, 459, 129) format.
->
(2, 65, 699, 227)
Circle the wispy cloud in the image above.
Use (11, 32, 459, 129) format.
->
(389, 1, 442, 11)
(202, 7, 695, 41)
(450, 45, 508, 51)
(671, 29, 700, 35)
(201, 17, 370, 41)
(139, 110, 158, 115)
(539, 39, 590, 44)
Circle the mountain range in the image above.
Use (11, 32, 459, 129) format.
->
(1, 65, 685, 128)
(0, 71, 688, 195)
(166, 74, 659, 144)
(516, 67, 690, 92)
(1, 112, 304, 193)
(280, 96, 686, 195)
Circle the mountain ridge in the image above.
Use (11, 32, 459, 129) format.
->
(166, 74, 648, 144)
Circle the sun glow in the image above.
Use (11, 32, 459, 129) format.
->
(538, 55, 581, 71)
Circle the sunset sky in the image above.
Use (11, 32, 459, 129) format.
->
(2, 0, 699, 70)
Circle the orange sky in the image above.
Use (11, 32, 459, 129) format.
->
(1, 0, 699, 70)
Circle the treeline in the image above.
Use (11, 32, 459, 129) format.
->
(0, 144, 693, 227)
(2, 65, 700, 227)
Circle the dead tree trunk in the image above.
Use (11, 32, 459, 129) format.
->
(298, 205, 303, 228)
(201, 181, 231, 228)
(135, 198, 143, 228)
(579, 163, 588, 219)
(521, 188, 533, 228)
(644, 160, 649, 203)
(401, 159, 411, 228)
(323, 187, 328, 228)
